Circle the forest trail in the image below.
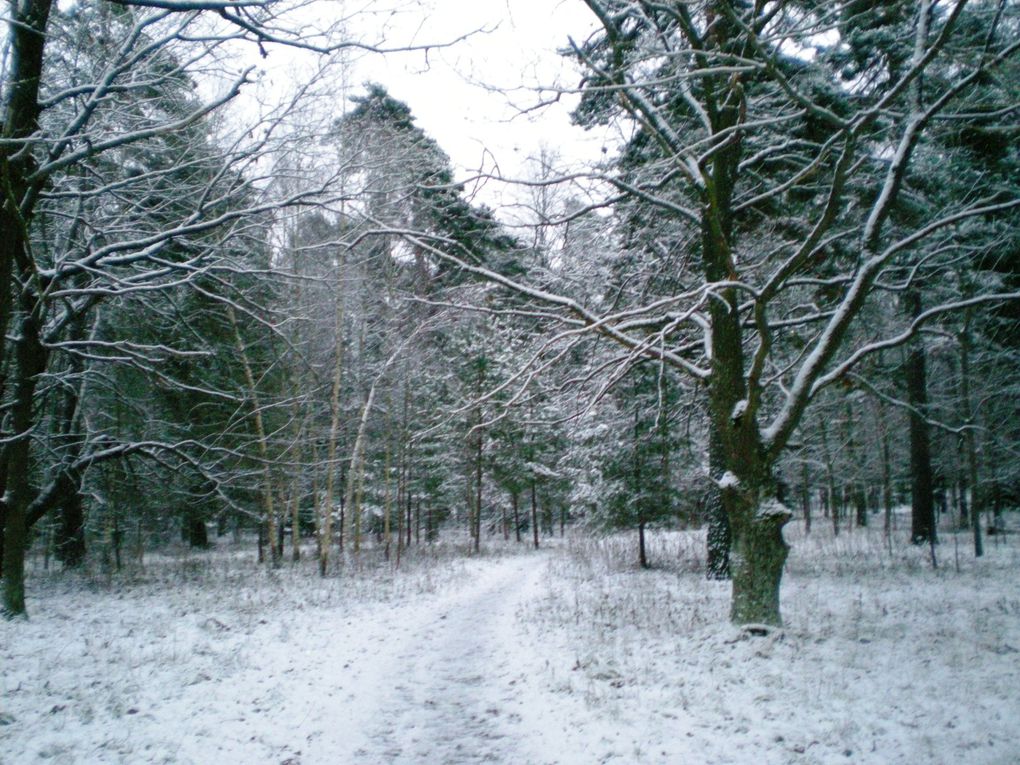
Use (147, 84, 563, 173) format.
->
(311, 552, 555, 764)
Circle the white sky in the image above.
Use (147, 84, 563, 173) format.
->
(218, 0, 616, 216)
(298, 0, 612, 209)
(352, 0, 604, 177)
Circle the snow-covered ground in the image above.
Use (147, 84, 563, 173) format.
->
(2, 523, 1018, 764)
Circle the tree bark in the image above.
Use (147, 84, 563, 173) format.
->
(384, 433, 392, 561)
(819, 417, 840, 536)
(512, 491, 521, 543)
(729, 491, 791, 626)
(184, 509, 208, 549)
(904, 291, 936, 546)
(638, 520, 649, 569)
(3, 313, 49, 616)
(706, 427, 731, 579)
(800, 460, 812, 534)
(530, 479, 539, 549)
(959, 310, 983, 557)
(319, 259, 346, 574)
(228, 307, 280, 567)
(474, 425, 483, 554)
(874, 397, 895, 537)
(0, 0, 57, 618)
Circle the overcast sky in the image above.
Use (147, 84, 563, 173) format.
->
(340, 0, 611, 204)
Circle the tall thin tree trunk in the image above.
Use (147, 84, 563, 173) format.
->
(353, 450, 365, 555)
(638, 520, 648, 569)
(396, 486, 404, 568)
(844, 401, 868, 528)
(342, 384, 377, 558)
(384, 432, 392, 562)
(290, 479, 301, 562)
(228, 306, 280, 567)
(801, 460, 812, 534)
(530, 479, 539, 549)
(319, 260, 346, 574)
(819, 417, 840, 537)
(959, 310, 983, 557)
(406, 491, 413, 549)
(904, 292, 936, 546)
(474, 426, 483, 554)
(874, 397, 895, 537)
(512, 491, 521, 543)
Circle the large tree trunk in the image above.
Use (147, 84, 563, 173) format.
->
(228, 307, 280, 567)
(0, 0, 56, 619)
(729, 489, 791, 626)
(3, 313, 49, 617)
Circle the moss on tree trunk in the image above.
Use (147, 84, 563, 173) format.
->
(729, 502, 791, 626)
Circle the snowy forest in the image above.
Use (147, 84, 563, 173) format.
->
(1, 1, 1019, 763)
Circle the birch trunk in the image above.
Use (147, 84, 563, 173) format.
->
(228, 306, 280, 568)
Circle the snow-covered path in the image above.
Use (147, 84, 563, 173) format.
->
(1, 551, 566, 765)
(343, 554, 542, 763)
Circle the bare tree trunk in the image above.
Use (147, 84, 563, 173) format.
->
(706, 427, 731, 579)
(512, 491, 521, 543)
(959, 310, 983, 557)
(228, 306, 280, 568)
(396, 487, 404, 568)
(353, 450, 365, 555)
(406, 490, 413, 549)
(290, 478, 301, 562)
(819, 417, 840, 537)
(3, 312, 50, 616)
(729, 485, 790, 626)
(384, 432, 392, 561)
(1, 69, 74, 608)
(904, 292, 936, 548)
(319, 260, 347, 574)
(800, 461, 812, 534)
(530, 480, 539, 549)
(342, 384, 377, 558)
(474, 425, 483, 554)
(638, 520, 649, 569)
(874, 397, 895, 537)
(844, 402, 868, 528)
